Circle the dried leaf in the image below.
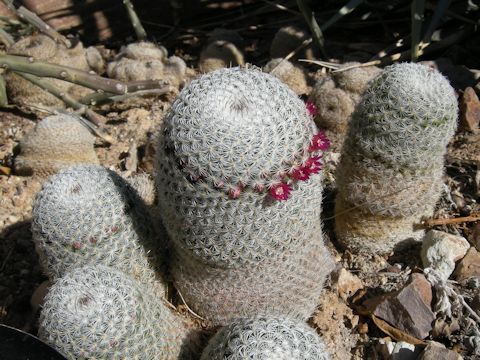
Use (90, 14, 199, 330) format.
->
(0, 165, 11, 175)
(371, 315, 426, 345)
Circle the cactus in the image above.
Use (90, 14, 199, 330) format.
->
(270, 26, 314, 60)
(14, 114, 99, 177)
(335, 63, 458, 254)
(155, 67, 334, 324)
(310, 62, 381, 135)
(107, 41, 186, 87)
(5, 34, 103, 108)
(32, 165, 166, 294)
(200, 317, 330, 360)
(264, 59, 309, 95)
(39, 265, 190, 359)
(199, 30, 245, 73)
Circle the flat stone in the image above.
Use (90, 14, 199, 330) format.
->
(459, 87, 480, 133)
(421, 230, 470, 281)
(366, 274, 435, 339)
(418, 342, 463, 360)
(454, 247, 480, 281)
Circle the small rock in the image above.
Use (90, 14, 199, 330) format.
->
(333, 268, 364, 301)
(454, 247, 480, 281)
(459, 87, 480, 132)
(470, 222, 480, 252)
(364, 274, 435, 339)
(391, 341, 421, 360)
(421, 230, 470, 281)
(376, 338, 394, 359)
(418, 342, 463, 360)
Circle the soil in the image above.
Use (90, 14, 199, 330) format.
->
(1, 1, 480, 359)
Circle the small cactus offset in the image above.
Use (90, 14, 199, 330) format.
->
(200, 317, 330, 360)
(39, 265, 190, 359)
(335, 63, 458, 254)
(14, 114, 99, 176)
(32, 165, 166, 294)
(107, 41, 186, 87)
(310, 63, 381, 135)
(155, 67, 334, 324)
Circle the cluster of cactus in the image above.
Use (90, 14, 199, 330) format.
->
(106, 41, 187, 87)
(14, 114, 99, 176)
(335, 62, 458, 254)
(5, 34, 104, 108)
(155, 66, 334, 325)
(310, 62, 381, 135)
(31, 165, 198, 359)
(200, 317, 330, 359)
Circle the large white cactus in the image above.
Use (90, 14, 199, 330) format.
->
(155, 66, 334, 324)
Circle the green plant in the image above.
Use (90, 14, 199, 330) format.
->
(39, 265, 189, 359)
(335, 62, 458, 254)
(200, 317, 330, 360)
(155, 66, 334, 325)
(32, 164, 166, 294)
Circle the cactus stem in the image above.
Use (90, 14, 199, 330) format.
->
(123, 0, 147, 41)
(0, 54, 170, 95)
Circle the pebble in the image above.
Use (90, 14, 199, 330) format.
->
(454, 247, 480, 282)
(459, 87, 480, 132)
(333, 268, 364, 301)
(391, 341, 421, 360)
(421, 230, 470, 281)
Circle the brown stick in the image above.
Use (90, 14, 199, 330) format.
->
(421, 215, 480, 228)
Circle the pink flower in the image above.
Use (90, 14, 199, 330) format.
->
(308, 131, 330, 152)
(306, 99, 318, 117)
(290, 166, 311, 181)
(269, 183, 292, 201)
(305, 156, 322, 174)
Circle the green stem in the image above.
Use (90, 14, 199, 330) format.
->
(0, 54, 128, 94)
(16, 72, 105, 125)
(123, 0, 147, 41)
(296, 0, 327, 58)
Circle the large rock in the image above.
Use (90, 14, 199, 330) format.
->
(365, 274, 435, 339)
(421, 230, 470, 281)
